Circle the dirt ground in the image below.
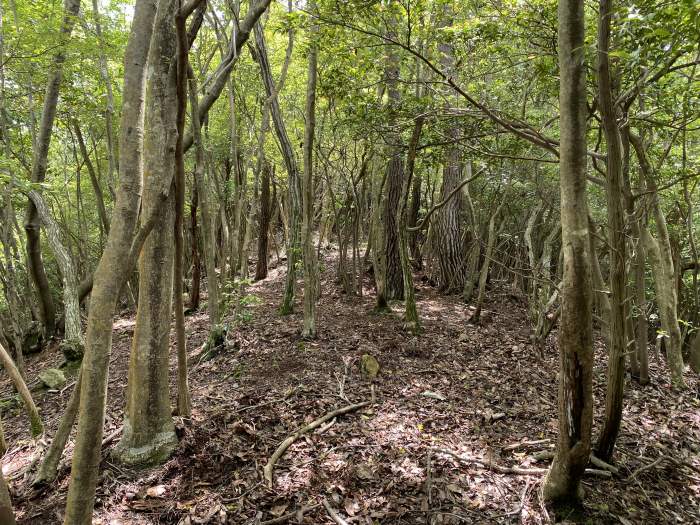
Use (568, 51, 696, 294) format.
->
(2, 251, 699, 524)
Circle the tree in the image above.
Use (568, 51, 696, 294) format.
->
(543, 0, 594, 506)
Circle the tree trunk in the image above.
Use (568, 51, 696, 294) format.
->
(27, 190, 84, 359)
(629, 131, 685, 388)
(34, 369, 82, 484)
(173, 3, 192, 417)
(595, 0, 627, 462)
(434, 6, 466, 294)
(472, 198, 505, 323)
(0, 340, 43, 436)
(73, 122, 110, 236)
(0, 465, 15, 525)
(63, 1, 159, 520)
(254, 21, 302, 314)
(382, 46, 404, 301)
(301, 0, 319, 338)
(113, 0, 179, 465)
(189, 183, 201, 309)
(256, 160, 272, 281)
(399, 117, 424, 333)
(543, 0, 594, 506)
(24, 0, 81, 339)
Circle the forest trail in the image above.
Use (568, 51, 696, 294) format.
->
(2, 250, 699, 524)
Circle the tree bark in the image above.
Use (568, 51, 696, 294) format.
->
(0, 340, 43, 436)
(173, 0, 192, 417)
(64, 1, 159, 520)
(629, 131, 685, 388)
(253, 21, 301, 314)
(595, 0, 626, 462)
(543, 0, 594, 506)
(24, 0, 81, 338)
(301, 0, 319, 338)
(113, 0, 179, 465)
(27, 190, 84, 358)
(399, 117, 424, 333)
(382, 45, 404, 301)
(0, 465, 15, 525)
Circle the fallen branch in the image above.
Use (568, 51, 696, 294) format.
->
(503, 439, 550, 452)
(627, 456, 665, 481)
(435, 448, 613, 478)
(263, 399, 371, 486)
(260, 503, 321, 524)
(432, 448, 546, 476)
(323, 498, 351, 525)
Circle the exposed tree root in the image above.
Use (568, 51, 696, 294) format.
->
(263, 398, 372, 487)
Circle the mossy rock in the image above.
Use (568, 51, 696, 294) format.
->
(38, 368, 67, 389)
(360, 354, 380, 380)
(60, 339, 84, 361)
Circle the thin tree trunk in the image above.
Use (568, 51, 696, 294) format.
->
(543, 0, 594, 505)
(189, 72, 221, 330)
(301, 0, 319, 338)
(34, 369, 82, 484)
(595, 0, 626, 462)
(399, 117, 424, 333)
(173, 1, 192, 417)
(73, 122, 110, 235)
(0, 340, 43, 436)
(254, 21, 301, 314)
(629, 131, 685, 388)
(27, 190, 83, 358)
(24, 0, 81, 338)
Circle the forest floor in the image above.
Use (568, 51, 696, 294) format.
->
(2, 249, 700, 524)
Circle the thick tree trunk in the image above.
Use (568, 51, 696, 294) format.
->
(63, 2, 159, 520)
(24, 0, 81, 339)
(434, 6, 466, 294)
(382, 47, 404, 301)
(113, 0, 179, 465)
(543, 0, 594, 506)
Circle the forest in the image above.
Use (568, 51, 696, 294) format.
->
(0, 0, 699, 523)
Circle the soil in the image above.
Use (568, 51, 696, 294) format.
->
(2, 251, 699, 524)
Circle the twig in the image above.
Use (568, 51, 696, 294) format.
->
(627, 456, 665, 481)
(503, 439, 550, 452)
(322, 498, 351, 525)
(435, 448, 614, 478)
(432, 448, 546, 475)
(259, 503, 321, 524)
(263, 399, 371, 486)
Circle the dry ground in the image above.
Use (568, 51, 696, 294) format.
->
(2, 251, 699, 524)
